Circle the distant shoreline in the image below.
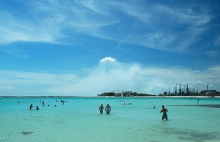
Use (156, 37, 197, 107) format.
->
(0, 96, 219, 98)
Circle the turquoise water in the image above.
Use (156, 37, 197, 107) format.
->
(0, 97, 220, 142)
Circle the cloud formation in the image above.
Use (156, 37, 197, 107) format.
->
(0, 57, 219, 96)
(100, 56, 116, 63)
(0, 0, 217, 54)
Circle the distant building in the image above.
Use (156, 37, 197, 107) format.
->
(115, 93, 121, 97)
(114, 92, 125, 97)
(200, 90, 217, 96)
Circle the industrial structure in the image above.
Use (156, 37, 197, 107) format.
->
(164, 83, 218, 96)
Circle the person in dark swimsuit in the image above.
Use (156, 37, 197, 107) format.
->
(99, 104, 104, 114)
(30, 104, 33, 110)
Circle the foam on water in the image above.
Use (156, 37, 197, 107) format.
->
(0, 97, 220, 142)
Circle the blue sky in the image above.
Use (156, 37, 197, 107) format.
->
(0, 0, 220, 96)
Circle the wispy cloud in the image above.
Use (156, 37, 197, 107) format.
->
(124, 33, 176, 51)
(1, 57, 219, 96)
(0, 0, 119, 44)
(115, 1, 152, 24)
(0, 10, 60, 43)
(204, 50, 219, 57)
(0, 47, 29, 58)
(214, 35, 220, 46)
(149, 4, 212, 52)
(0, 0, 217, 55)
(156, 5, 211, 26)
(0, 70, 77, 86)
(106, 2, 213, 52)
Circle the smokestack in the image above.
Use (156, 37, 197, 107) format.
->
(169, 87, 170, 95)
(186, 83, 189, 94)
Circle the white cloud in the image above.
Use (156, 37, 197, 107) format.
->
(155, 5, 212, 26)
(0, 0, 119, 45)
(116, 1, 152, 24)
(152, 5, 211, 52)
(0, 70, 77, 86)
(38, 61, 220, 95)
(1, 57, 219, 96)
(176, 27, 208, 52)
(0, 0, 216, 55)
(0, 9, 63, 43)
(100, 57, 116, 63)
(124, 33, 176, 51)
(76, 0, 109, 15)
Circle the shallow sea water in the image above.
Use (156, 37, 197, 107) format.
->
(0, 97, 220, 142)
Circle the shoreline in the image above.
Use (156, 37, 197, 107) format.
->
(0, 95, 220, 98)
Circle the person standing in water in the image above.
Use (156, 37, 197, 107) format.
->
(99, 104, 104, 114)
(160, 105, 168, 120)
(105, 104, 111, 114)
(30, 104, 33, 110)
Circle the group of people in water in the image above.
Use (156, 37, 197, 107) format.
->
(99, 104, 111, 114)
(29, 100, 67, 110)
(28, 99, 168, 120)
(98, 103, 168, 120)
(29, 104, 39, 110)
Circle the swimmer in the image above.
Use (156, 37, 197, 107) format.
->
(30, 104, 33, 110)
(122, 102, 132, 105)
(99, 104, 104, 114)
(61, 100, 65, 105)
(160, 105, 168, 120)
(105, 104, 111, 114)
(36, 106, 39, 110)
